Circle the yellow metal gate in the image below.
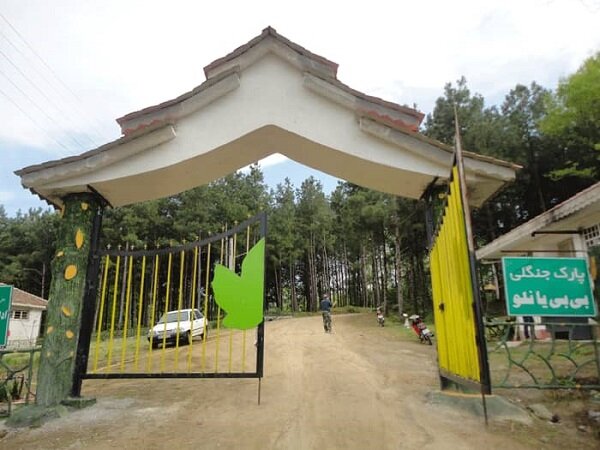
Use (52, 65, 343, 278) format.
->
(427, 121, 491, 396)
(73, 213, 267, 388)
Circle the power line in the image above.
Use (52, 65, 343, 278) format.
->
(0, 12, 114, 141)
(0, 47, 97, 147)
(0, 85, 71, 152)
(0, 67, 87, 150)
(0, 28, 106, 145)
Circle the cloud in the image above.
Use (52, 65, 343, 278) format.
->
(1, 0, 599, 216)
(0, 190, 14, 203)
(240, 153, 289, 173)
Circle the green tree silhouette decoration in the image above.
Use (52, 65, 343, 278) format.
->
(212, 238, 265, 329)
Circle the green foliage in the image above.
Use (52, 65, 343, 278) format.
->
(0, 207, 57, 297)
(424, 73, 599, 244)
(541, 52, 600, 180)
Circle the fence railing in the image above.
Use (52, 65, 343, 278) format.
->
(0, 347, 41, 417)
(485, 321, 600, 389)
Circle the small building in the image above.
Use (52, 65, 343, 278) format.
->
(477, 181, 600, 262)
(476, 181, 600, 339)
(0, 284, 47, 349)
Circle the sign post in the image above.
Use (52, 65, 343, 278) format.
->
(0, 285, 13, 348)
(502, 257, 597, 317)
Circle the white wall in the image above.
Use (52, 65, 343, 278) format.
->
(7, 308, 43, 348)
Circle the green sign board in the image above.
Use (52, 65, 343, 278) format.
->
(0, 285, 13, 348)
(502, 257, 597, 317)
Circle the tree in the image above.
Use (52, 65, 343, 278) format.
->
(541, 52, 600, 181)
(423, 76, 486, 151)
(267, 178, 300, 311)
(295, 177, 332, 311)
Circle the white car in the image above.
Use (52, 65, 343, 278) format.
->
(148, 308, 208, 348)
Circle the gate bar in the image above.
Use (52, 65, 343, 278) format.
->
(72, 201, 104, 397)
(454, 110, 491, 425)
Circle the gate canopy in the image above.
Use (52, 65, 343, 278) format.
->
(15, 27, 518, 209)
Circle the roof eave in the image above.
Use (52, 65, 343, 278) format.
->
(476, 181, 600, 260)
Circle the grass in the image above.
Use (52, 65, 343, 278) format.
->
(487, 339, 600, 387)
(0, 351, 40, 377)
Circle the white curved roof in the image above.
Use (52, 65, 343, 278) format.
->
(16, 27, 518, 209)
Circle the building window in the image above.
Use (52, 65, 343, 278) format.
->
(584, 223, 600, 248)
(12, 310, 29, 320)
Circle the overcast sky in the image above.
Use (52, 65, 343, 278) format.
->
(1, 0, 599, 216)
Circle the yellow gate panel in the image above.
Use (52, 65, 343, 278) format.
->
(430, 167, 481, 384)
(82, 213, 267, 380)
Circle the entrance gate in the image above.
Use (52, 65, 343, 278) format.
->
(16, 27, 518, 408)
(72, 213, 267, 398)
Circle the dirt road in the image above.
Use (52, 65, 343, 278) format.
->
(0, 314, 559, 449)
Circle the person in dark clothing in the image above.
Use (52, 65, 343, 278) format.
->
(523, 316, 535, 339)
(320, 293, 333, 333)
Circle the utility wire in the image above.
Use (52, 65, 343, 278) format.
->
(0, 47, 97, 147)
(0, 85, 71, 152)
(0, 12, 114, 141)
(0, 67, 87, 150)
(0, 29, 106, 144)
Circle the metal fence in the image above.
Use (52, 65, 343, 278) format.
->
(0, 347, 40, 416)
(485, 321, 600, 389)
(75, 213, 267, 388)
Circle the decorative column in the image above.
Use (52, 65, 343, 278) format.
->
(36, 193, 103, 407)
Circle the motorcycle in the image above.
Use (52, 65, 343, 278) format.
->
(403, 313, 433, 345)
(376, 307, 385, 327)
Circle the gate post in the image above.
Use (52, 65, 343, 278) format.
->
(35, 193, 103, 407)
(72, 201, 104, 397)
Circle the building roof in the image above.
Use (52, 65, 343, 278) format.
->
(15, 27, 519, 210)
(476, 181, 600, 260)
(117, 27, 425, 134)
(0, 283, 48, 310)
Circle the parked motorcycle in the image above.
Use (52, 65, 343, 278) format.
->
(376, 307, 385, 327)
(403, 313, 433, 345)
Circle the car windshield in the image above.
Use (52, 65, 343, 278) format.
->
(158, 311, 189, 324)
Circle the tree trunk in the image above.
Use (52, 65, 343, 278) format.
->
(527, 139, 546, 213)
(36, 193, 102, 407)
(333, 254, 341, 306)
(343, 242, 350, 306)
(273, 264, 281, 310)
(371, 242, 380, 308)
(306, 251, 313, 311)
(360, 244, 368, 307)
(289, 259, 297, 312)
(408, 253, 416, 314)
(322, 235, 330, 296)
(394, 224, 405, 320)
(381, 229, 389, 316)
